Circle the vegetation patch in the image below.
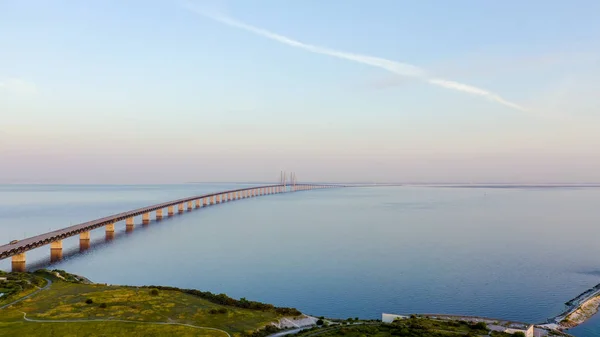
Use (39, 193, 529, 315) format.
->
(294, 317, 520, 337)
(0, 270, 301, 337)
(0, 272, 47, 305)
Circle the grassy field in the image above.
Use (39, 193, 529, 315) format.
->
(0, 270, 295, 337)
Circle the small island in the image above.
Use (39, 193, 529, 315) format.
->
(0, 270, 578, 337)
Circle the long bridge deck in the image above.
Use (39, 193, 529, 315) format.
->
(1, 183, 338, 270)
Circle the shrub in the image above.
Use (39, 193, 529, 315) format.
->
(473, 322, 488, 330)
(150, 289, 159, 296)
(85, 299, 93, 304)
(209, 308, 228, 315)
(99, 303, 107, 309)
(513, 332, 526, 337)
(316, 319, 324, 326)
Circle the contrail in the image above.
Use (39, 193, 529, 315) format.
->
(185, 4, 528, 112)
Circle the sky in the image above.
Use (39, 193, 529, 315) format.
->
(1, 0, 599, 183)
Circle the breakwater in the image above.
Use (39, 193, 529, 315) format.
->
(545, 282, 600, 330)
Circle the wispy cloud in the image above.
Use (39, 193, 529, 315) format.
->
(184, 4, 528, 112)
(0, 78, 37, 95)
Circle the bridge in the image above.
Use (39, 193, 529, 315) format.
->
(1, 182, 339, 272)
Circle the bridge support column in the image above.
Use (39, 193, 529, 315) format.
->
(126, 217, 134, 231)
(80, 231, 91, 251)
(12, 253, 26, 272)
(178, 203, 184, 213)
(229, 192, 233, 201)
(168, 206, 174, 216)
(223, 194, 228, 202)
(142, 213, 150, 224)
(187, 201, 193, 211)
(106, 223, 115, 240)
(210, 196, 215, 205)
(50, 240, 63, 262)
(195, 199, 200, 208)
(156, 209, 163, 220)
(203, 197, 208, 206)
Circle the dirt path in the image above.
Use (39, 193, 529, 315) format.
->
(21, 312, 231, 337)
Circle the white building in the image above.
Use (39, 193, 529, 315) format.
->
(505, 324, 534, 337)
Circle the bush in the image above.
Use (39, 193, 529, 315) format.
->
(513, 332, 526, 337)
(85, 299, 93, 304)
(316, 319, 324, 326)
(473, 322, 488, 330)
(208, 308, 228, 315)
(99, 303, 107, 309)
(241, 324, 279, 337)
(150, 289, 159, 296)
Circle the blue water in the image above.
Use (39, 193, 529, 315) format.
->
(1, 184, 599, 336)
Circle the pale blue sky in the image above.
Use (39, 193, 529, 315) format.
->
(1, 0, 599, 183)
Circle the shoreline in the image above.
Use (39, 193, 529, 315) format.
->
(542, 282, 600, 331)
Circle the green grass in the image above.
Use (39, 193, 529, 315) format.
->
(0, 270, 291, 337)
(0, 321, 225, 337)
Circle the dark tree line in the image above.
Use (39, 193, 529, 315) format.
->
(141, 285, 301, 316)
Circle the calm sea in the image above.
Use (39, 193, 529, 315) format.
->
(1, 184, 599, 336)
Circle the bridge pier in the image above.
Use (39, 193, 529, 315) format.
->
(80, 231, 90, 251)
(50, 240, 63, 262)
(12, 253, 26, 272)
(105, 223, 115, 240)
(126, 217, 134, 231)
(168, 206, 174, 216)
(210, 195, 215, 205)
(142, 213, 150, 224)
(156, 209, 163, 220)
(203, 197, 208, 206)
(178, 203, 184, 213)
(187, 201, 193, 211)
(195, 199, 200, 208)
(229, 192, 233, 201)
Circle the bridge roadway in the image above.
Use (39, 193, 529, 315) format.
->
(1, 183, 338, 271)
